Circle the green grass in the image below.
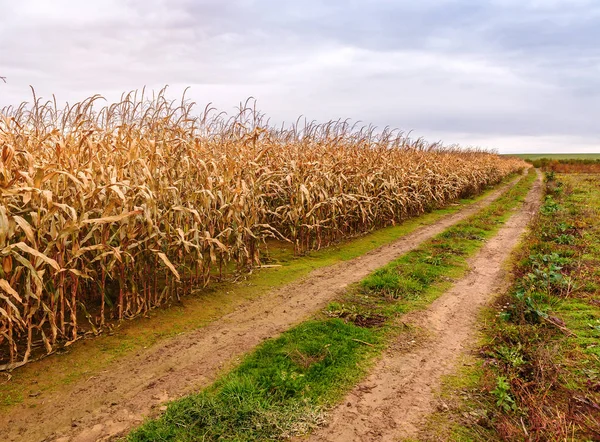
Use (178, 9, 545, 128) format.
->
(129, 320, 380, 442)
(0, 175, 521, 409)
(424, 172, 600, 441)
(127, 170, 537, 441)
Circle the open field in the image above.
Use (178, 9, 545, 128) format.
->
(3, 91, 597, 441)
(17, 91, 600, 442)
(2, 1, 599, 441)
(507, 153, 600, 173)
(509, 153, 600, 161)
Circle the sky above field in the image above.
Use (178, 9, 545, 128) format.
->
(1, 0, 599, 154)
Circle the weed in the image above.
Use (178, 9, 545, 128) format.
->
(540, 195, 561, 215)
(496, 344, 526, 369)
(554, 234, 576, 245)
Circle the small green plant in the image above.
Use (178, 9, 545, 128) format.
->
(491, 376, 517, 413)
(513, 289, 548, 323)
(498, 310, 511, 321)
(524, 252, 573, 296)
(424, 255, 444, 266)
(325, 302, 360, 319)
(540, 196, 561, 215)
(554, 234, 575, 245)
(589, 319, 600, 334)
(496, 344, 525, 368)
(556, 222, 573, 233)
(361, 269, 401, 297)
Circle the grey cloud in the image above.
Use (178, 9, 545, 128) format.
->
(0, 0, 599, 153)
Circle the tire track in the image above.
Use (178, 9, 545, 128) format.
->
(308, 171, 542, 442)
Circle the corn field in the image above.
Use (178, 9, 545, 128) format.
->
(0, 89, 526, 369)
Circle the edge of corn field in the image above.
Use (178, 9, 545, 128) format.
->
(0, 93, 527, 372)
(0, 173, 523, 410)
(125, 170, 537, 441)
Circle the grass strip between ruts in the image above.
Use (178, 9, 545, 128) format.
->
(127, 169, 537, 442)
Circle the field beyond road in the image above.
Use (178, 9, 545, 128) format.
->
(508, 153, 600, 161)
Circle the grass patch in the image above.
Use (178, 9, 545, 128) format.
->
(128, 170, 536, 441)
(129, 320, 380, 442)
(424, 172, 600, 441)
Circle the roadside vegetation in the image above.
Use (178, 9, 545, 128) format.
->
(127, 170, 536, 441)
(510, 153, 600, 173)
(512, 153, 600, 161)
(528, 158, 600, 173)
(422, 172, 600, 441)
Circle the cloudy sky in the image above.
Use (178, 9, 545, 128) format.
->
(1, 0, 599, 154)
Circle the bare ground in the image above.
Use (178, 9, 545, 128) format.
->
(0, 178, 521, 442)
(308, 171, 542, 442)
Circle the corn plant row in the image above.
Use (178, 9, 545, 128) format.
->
(0, 89, 527, 368)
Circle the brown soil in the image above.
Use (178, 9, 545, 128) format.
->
(0, 178, 521, 442)
(308, 171, 542, 442)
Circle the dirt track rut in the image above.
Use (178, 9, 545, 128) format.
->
(0, 177, 522, 442)
(308, 171, 542, 442)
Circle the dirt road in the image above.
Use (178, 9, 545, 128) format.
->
(308, 171, 542, 442)
(0, 177, 522, 442)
